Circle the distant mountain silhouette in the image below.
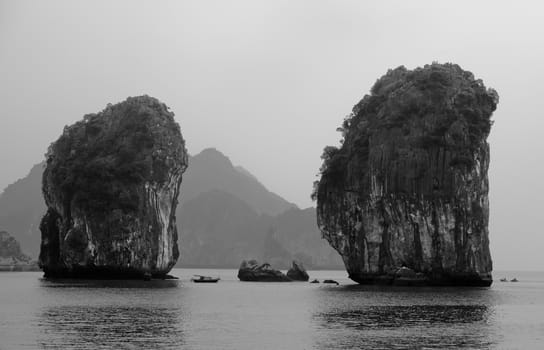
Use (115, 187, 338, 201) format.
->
(0, 163, 45, 257)
(176, 190, 343, 269)
(177, 190, 268, 267)
(181, 148, 296, 216)
(269, 207, 343, 269)
(0, 148, 342, 269)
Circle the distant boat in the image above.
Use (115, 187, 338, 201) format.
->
(323, 279, 339, 285)
(191, 275, 220, 283)
(510, 278, 518, 282)
(499, 278, 507, 282)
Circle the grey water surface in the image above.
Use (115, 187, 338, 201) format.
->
(1, 269, 543, 349)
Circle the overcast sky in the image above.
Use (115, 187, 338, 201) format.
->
(1, 0, 543, 270)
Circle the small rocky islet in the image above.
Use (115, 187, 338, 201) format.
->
(237, 259, 310, 282)
(286, 260, 310, 281)
(237, 259, 290, 281)
(38, 96, 188, 279)
(0, 230, 39, 271)
(314, 63, 498, 286)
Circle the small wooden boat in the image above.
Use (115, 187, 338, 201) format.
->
(323, 279, 339, 285)
(191, 275, 220, 283)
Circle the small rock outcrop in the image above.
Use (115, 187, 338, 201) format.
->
(39, 96, 188, 278)
(314, 63, 499, 286)
(237, 259, 291, 281)
(0, 230, 38, 271)
(286, 260, 309, 281)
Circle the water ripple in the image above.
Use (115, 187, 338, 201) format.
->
(37, 305, 184, 349)
(313, 304, 497, 349)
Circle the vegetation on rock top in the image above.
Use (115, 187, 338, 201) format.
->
(313, 62, 499, 200)
(43, 95, 187, 214)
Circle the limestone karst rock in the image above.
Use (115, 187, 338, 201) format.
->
(314, 63, 498, 286)
(237, 259, 291, 282)
(39, 96, 188, 278)
(286, 260, 309, 281)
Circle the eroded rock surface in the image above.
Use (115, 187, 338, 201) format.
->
(314, 63, 498, 286)
(39, 96, 188, 278)
(237, 259, 291, 281)
(286, 260, 309, 281)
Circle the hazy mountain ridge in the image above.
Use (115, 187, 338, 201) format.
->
(181, 148, 297, 216)
(270, 207, 343, 269)
(177, 189, 269, 267)
(0, 163, 45, 257)
(176, 189, 343, 269)
(234, 165, 259, 182)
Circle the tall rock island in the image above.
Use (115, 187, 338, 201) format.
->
(314, 63, 498, 286)
(39, 96, 188, 278)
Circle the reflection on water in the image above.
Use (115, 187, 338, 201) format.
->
(314, 305, 495, 349)
(35, 279, 184, 349)
(318, 304, 489, 328)
(39, 278, 181, 289)
(38, 306, 184, 349)
(313, 286, 499, 349)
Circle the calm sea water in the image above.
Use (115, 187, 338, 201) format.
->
(1, 268, 543, 349)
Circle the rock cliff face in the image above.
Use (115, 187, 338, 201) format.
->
(314, 63, 498, 286)
(39, 96, 188, 278)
